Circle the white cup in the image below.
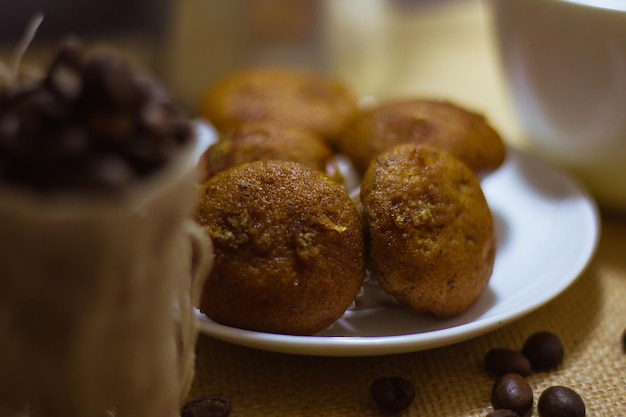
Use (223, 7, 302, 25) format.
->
(488, 0, 626, 211)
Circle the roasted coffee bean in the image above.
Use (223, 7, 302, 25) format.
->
(16, 88, 72, 127)
(0, 112, 19, 144)
(53, 126, 90, 158)
(491, 373, 533, 416)
(537, 386, 585, 417)
(50, 37, 85, 71)
(181, 394, 231, 417)
(486, 409, 519, 417)
(45, 39, 85, 102)
(0, 77, 40, 106)
(47, 62, 82, 103)
(123, 133, 165, 164)
(621, 327, 626, 354)
(522, 331, 564, 371)
(139, 101, 172, 135)
(86, 109, 137, 141)
(370, 376, 416, 413)
(484, 347, 532, 377)
(84, 155, 136, 191)
(81, 53, 142, 110)
(173, 118, 192, 144)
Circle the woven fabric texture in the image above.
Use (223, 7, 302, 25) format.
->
(190, 214, 626, 416)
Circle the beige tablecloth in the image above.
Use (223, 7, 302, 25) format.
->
(189, 213, 626, 415)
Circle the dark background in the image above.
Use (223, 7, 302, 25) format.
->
(0, 0, 171, 41)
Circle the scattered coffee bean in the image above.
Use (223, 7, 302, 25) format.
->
(522, 331, 564, 371)
(621, 327, 626, 354)
(491, 373, 533, 416)
(486, 409, 519, 417)
(537, 386, 585, 417)
(370, 376, 416, 413)
(484, 347, 532, 377)
(181, 394, 231, 417)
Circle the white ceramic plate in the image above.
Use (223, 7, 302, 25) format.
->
(195, 144, 600, 357)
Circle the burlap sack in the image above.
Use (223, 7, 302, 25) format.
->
(0, 139, 213, 417)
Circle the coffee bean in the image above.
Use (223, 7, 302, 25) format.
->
(85, 155, 136, 191)
(537, 386, 585, 417)
(133, 71, 172, 105)
(173, 118, 192, 144)
(47, 63, 82, 103)
(16, 88, 72, 126)
(370, 376, 416, 413)
(621, 327, 626, 354)
(181, 394, 231, 417)
(491, 373, 533, 416)
(140, 101, 172, 136)
(486, 409, 519, 417)
(484, 348, 532, 377)
(81, 53, 141, 110)
(0, 112, 19, 144)
(522, 331, 564, 371)
(50, 37, 85, 71)
(54, 126, 90, 158)
(45, 39, 85, 102)
(86, 109, 137, 141)
(0, 76, 41, 106)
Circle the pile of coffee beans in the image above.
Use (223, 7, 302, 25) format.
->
(0, 38, 192, 193)
(484, 330, 585, 417)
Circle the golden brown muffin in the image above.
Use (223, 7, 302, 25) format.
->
(196, 160, 365, 335)
(337, 99, 506, 178)
(200, 68, 358, 146)
(198, 121, 339, 184)
(360, 143, 496, 317)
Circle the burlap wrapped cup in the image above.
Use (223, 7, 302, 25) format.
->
(0, 133, 213, 417)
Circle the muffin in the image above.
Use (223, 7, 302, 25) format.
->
(360, 143, 496, 317)
(200, 68, 358, 146)
(198, 121, 339, 184)
(196, 160, 365, 335)
(337, 99, 506, 178)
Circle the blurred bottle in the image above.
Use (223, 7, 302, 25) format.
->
(323, 0, 389, 100)
(161, 0, 328, 114)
